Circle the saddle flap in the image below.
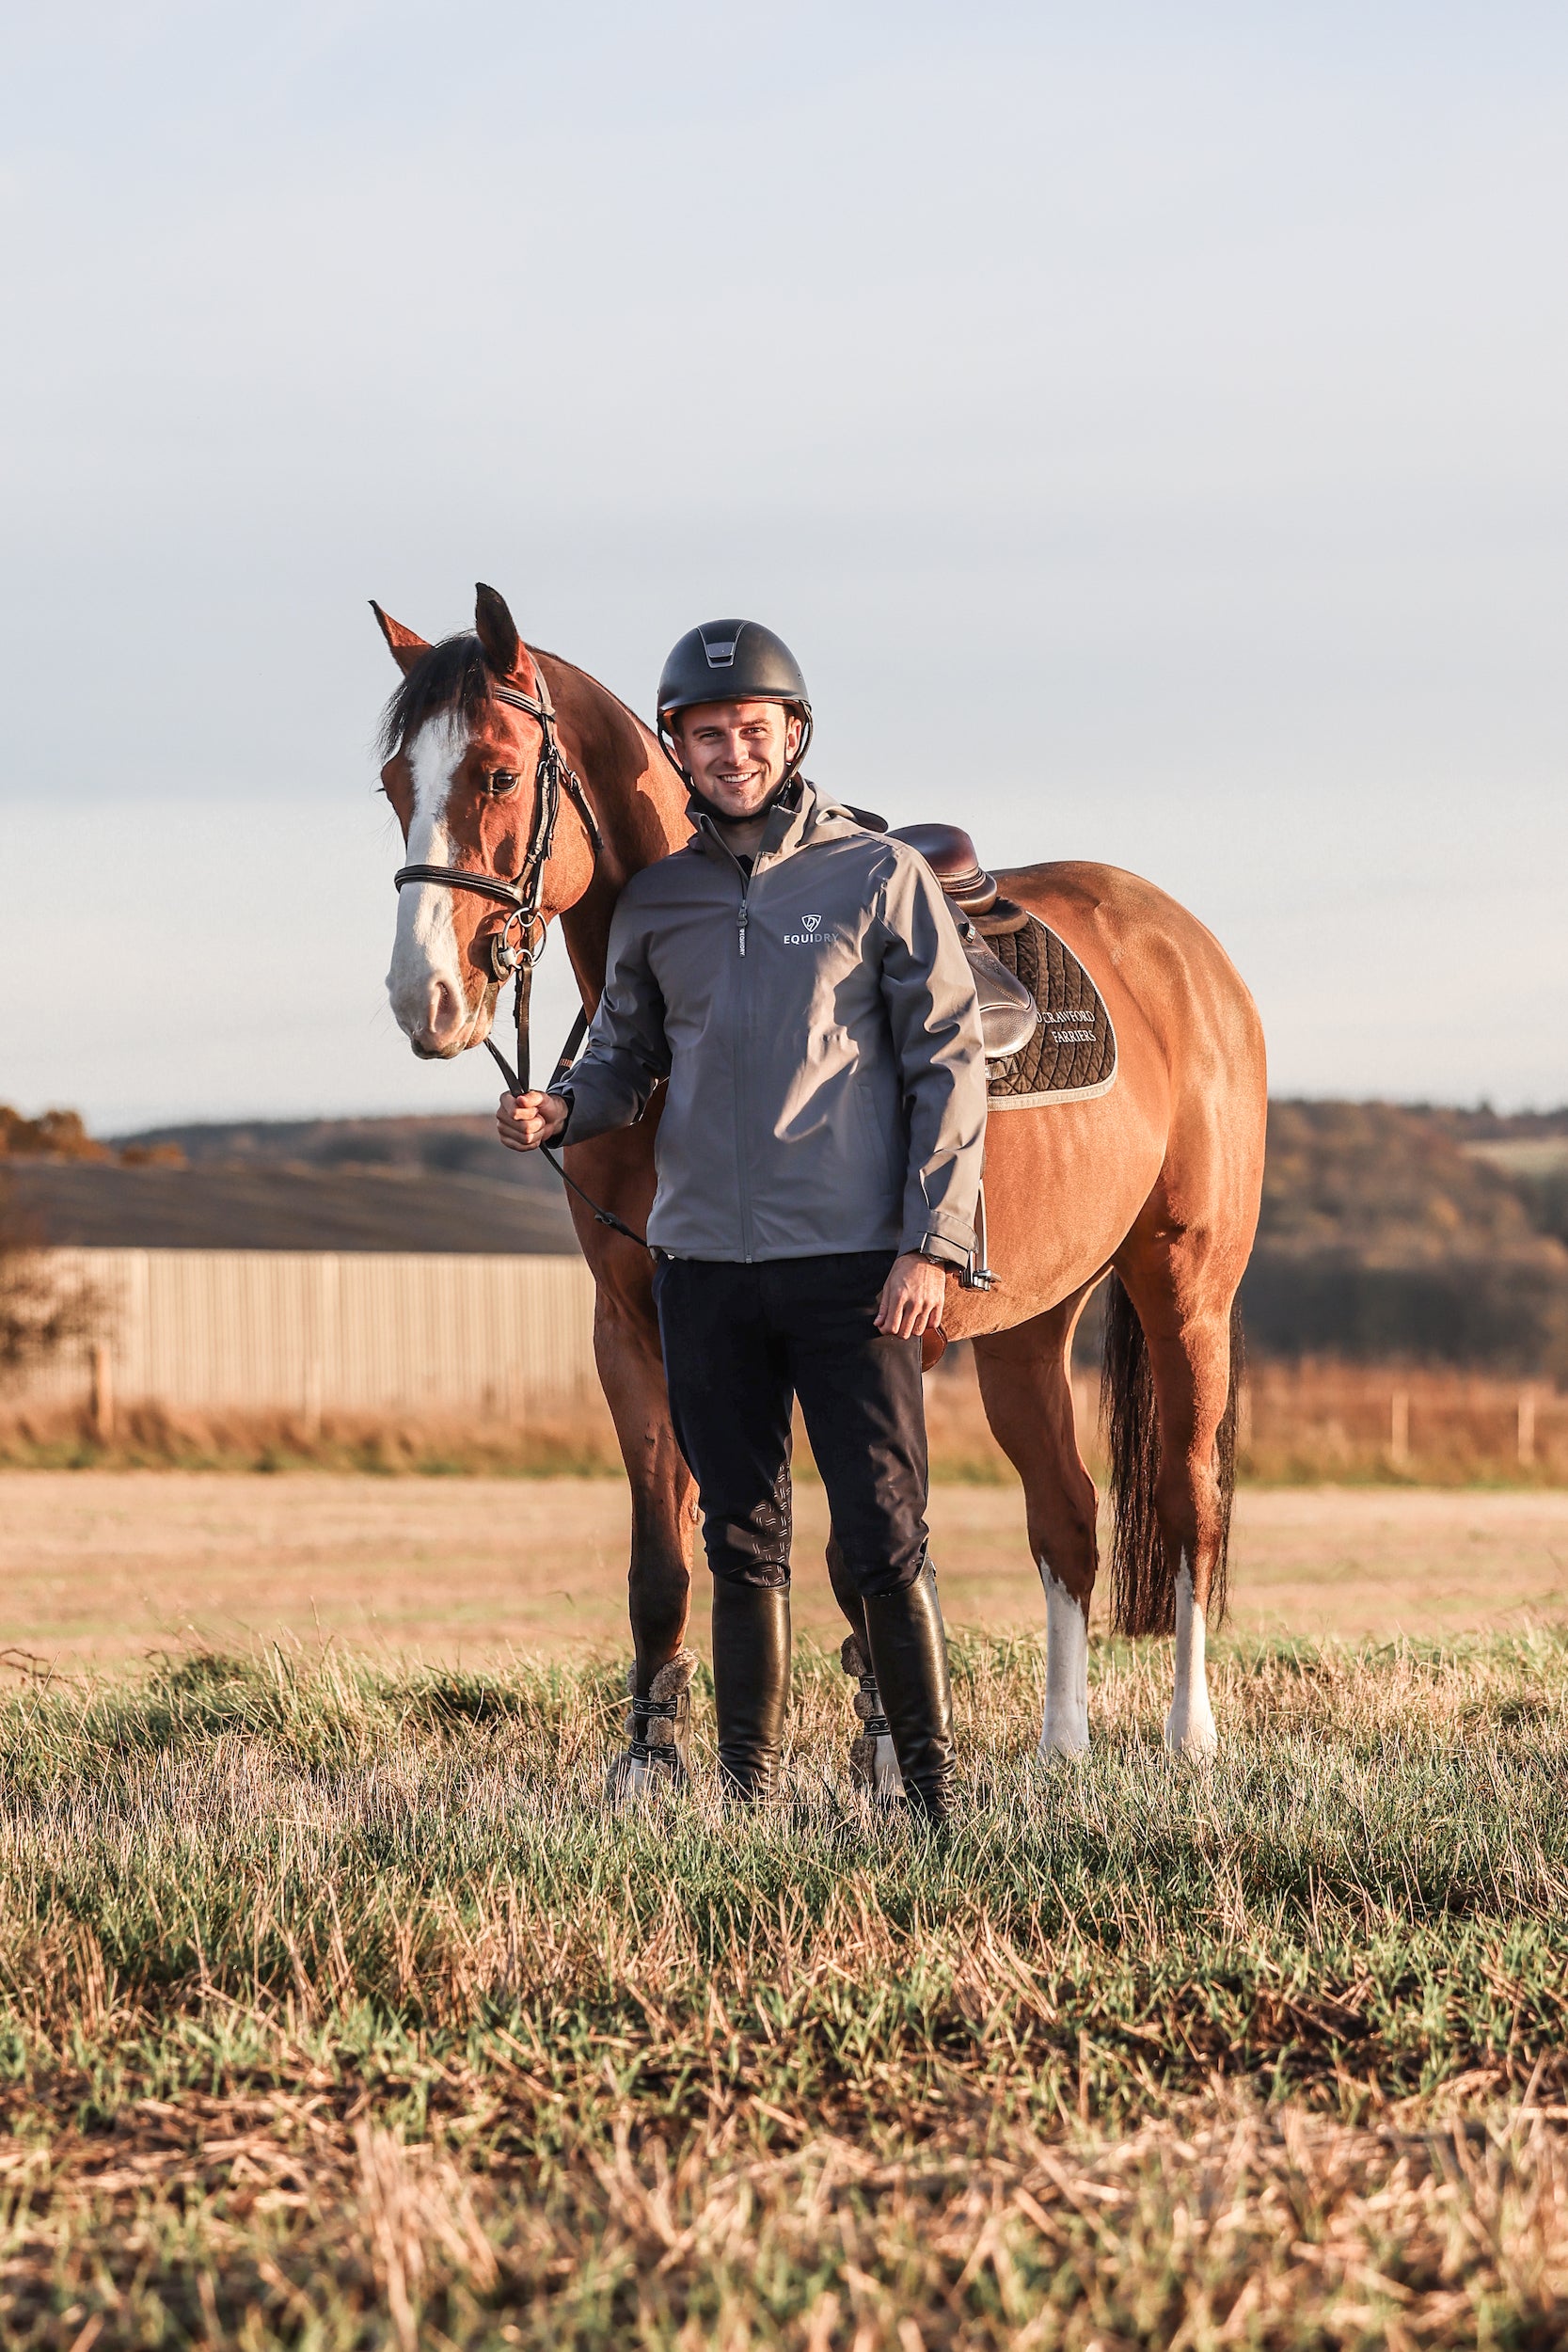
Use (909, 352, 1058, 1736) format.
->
(963, 931, 1039, 1060)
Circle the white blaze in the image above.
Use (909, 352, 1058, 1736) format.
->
(1164, 1559, 1218, 1757)
(1037, 1564, 1090, 1757)
(387, 712, 470, 1040)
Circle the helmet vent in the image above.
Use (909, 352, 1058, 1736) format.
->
(701, 633, 737, 667)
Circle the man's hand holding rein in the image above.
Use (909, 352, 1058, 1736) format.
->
(497, 1090, 569, 1152)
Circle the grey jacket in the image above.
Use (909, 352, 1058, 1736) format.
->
(554, 781, 987, 1265)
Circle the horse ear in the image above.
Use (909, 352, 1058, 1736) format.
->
(370, 601, 428, 677)
(474, 581, 531, 683)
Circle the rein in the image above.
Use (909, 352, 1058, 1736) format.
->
(392, 668, 647, 1251)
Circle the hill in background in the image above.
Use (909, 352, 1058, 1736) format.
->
(111, 1115, 529, 1181)
(1244, 1101, 1568, 1376)
(4, 1115, 578, 1256)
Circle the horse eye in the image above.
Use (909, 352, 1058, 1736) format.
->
(488, 771, 519, 796)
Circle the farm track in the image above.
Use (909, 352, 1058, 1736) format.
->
(0, 1631, 1566, 2344)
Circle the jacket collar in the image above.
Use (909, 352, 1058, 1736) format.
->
(686, 776, 856, 873)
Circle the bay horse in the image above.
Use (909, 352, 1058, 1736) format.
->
(372, 585, 1267, 1770)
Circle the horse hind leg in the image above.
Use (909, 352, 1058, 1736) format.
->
(972, 1294, 1101, 1758)
(1105, 1259, 1242, 1758)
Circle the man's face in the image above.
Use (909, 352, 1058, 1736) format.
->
(673, 699, 803, 818)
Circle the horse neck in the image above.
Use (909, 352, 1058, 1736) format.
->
(533, 648, 689, 1003)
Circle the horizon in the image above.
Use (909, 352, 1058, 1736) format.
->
(64, 1092, 1568, 1140)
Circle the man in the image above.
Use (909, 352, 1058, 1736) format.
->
(498, 620, 986, 1821)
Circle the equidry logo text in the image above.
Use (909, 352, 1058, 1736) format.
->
(784, 914, 831, 946)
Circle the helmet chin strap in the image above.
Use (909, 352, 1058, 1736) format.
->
(692, 774, 795, 825)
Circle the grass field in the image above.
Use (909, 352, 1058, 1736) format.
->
(2, 1473, 1567, 1668)
(4, 1471, 1567, 2344)
(2, 1625, 1566, 2346)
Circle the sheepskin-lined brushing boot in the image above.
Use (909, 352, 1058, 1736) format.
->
(605, 1647, 697, 1804)
(711, 1580, 791, 1803)
(861, 1565, 957, 1825)
(840, 1630, 905, 1800)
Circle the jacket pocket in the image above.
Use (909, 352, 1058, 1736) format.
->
(851, 1069, 897, 1191)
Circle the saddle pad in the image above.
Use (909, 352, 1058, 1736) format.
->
(985, 914, 1117, 1108)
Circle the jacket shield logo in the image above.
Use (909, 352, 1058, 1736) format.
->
(801, 914, 821, 930)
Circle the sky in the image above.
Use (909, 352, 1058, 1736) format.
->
(1, 0, 1563, 1131)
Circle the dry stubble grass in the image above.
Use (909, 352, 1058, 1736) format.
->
(2, 1630, 1567, 2348)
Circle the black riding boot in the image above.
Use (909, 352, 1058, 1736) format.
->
(711, 1580, 791, 1803)
(861, 1564, 956, 1824)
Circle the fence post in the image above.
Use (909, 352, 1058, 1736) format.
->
(1518, 1386, 1537, 1469)
(89, 1342, 115, 1442)
(1389, 1388, 1410, 1468)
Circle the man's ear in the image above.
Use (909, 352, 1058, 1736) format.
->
(370, 601, 428, 677)
(474, 581, 541, 692)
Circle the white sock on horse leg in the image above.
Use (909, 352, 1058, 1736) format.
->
(1164, 1559, 1218, 1757)
(1037, 1564, 1090, 1757)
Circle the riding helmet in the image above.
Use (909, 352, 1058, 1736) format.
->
(657, 620, 810, 721)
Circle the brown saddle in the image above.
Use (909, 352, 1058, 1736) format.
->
(889, 823, 1038, 1059)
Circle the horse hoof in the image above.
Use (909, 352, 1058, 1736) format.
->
(1163, 1709, 1218, 1762)
(605, 1746, 689, 1804)
(848, 1729, 905, 1799)
(608, 1647, 697, 1804)
(1035, 1725, 1090, 1763)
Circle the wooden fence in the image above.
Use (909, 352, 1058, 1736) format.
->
(10, 1250, 598, 1426)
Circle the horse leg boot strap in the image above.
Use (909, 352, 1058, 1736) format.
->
(711, 1580, 792, 1802)
(861, 1565, 957, 1823)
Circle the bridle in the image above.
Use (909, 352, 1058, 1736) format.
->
(393, 673, 602, 998)
(391, 667, 645, 1248)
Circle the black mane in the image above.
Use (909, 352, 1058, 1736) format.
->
(378, 633, 495, 759)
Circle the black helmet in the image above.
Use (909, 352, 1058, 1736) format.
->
(657, 618, 814, 777)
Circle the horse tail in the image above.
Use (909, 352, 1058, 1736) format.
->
(1103, 1279, 1244, 1634)
(1102, 1274, 1167, 1634)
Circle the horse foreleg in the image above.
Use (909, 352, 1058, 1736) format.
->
(825, 1530, 903, 1795)
(973, 1295, 1100, 1758)
(591, 1270, 699, 1792)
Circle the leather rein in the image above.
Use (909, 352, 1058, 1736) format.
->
(391, 672, 646, 1248)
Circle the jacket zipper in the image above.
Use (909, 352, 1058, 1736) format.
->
(733, 870, 753, 1256)
(703, 830, 756, 1258)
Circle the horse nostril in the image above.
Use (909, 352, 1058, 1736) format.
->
(415, 979, 467, 1049)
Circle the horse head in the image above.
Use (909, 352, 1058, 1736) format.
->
(372, 583, 596, 1059)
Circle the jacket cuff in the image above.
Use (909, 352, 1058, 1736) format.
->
(904, 1205, 975, 1267)
(546, 1088, 575, 1144)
